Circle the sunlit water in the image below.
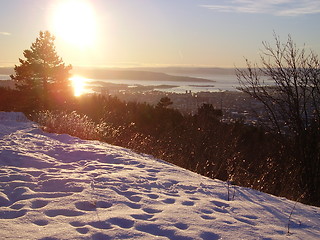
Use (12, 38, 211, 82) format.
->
(0, 73, 273, 94)
(86, 74, 241, 93)
(0, 75, 10, 80)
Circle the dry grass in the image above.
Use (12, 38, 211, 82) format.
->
(33, 110, 106, 140)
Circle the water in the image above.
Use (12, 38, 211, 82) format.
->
(0, 74, 10, 80)
(87, 74, 241, 93)
(0, 73, 242, 93)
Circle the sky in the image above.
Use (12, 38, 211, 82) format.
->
(0, 0, 320, 68)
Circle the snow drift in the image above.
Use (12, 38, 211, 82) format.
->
(0, 112, 319, 240)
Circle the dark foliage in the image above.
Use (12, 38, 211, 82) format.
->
(0, 87, 26, 112)
(71, 95, 312, 204)
(237, 34, 320, 205)
(10, 31, 73, 111)
(3, 31, 318, 205)
(3, 87, 317, 205)
(156, 96, 173, 108)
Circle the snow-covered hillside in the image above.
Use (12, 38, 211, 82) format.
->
(0, 112, 319, 240)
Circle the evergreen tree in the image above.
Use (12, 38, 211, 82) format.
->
(11, 31, 72, 109)
(156, 96, 173, 108)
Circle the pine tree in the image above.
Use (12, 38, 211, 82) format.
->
(156, 97, 173, 108)
(11, 31, 72, 109)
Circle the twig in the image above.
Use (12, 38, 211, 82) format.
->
(287, 192, 306, 234)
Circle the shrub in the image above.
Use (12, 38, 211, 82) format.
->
(33, 110, 106, 140)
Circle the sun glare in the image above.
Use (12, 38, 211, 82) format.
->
(70, 76, 87, 97)
(51, 0, 97, 48)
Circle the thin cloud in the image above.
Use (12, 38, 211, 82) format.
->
(0, 32, 11, 36)
(201, 0, 320, 16)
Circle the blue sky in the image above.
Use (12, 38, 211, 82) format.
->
(0, 0, 319, 68)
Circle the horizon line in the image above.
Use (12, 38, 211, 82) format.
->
(0, 64, 240, 69)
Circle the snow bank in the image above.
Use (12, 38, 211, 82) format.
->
(0, 112, 32, 138)
(0, 112, 319, 239)
(0, 112, 28, 122)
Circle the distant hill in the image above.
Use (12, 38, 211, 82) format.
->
(133, 67, 237, 75)
(0, 80, 15, 88)
(0, 67, 14, 75)
(73, 67, 215, 82)
(1, 66, 237, 82)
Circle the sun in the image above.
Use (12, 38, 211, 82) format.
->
(50, 0, 97, 48)
(70, 76, 87, 97)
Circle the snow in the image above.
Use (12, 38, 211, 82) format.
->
(0, 112, 319, 240)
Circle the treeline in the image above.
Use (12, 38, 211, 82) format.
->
(4, 30, 318, 206)
(76, 94, 300, 203)
(1, 86, 311, 205)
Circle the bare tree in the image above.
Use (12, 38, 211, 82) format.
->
(236, 34, 320, 204)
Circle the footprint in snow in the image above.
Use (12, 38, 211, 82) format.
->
(131, 213, 154, 221)
(69, 221, 86, 227)
(111, 187, 139, 198)
(234, 216, 256, 226)
(146, 176, 158, 181)
(200, 231, 221, 240)
(142, 207, 163, 214)
(44, 209, 85, 217)
(135, 223, 193, 240)
(75, 201, 97, 211)
(146, 168, 160, 173)
(201, 215, 216, 220)
(136, 164, 145, 168)
(96, 200, 113, 208)
(91, 233, 112, 240)
(108, 217, 135, 229)
(38, 237, 59, 240)
(174, 222, 189, 230)
(162, 198, 175, 204)
(33, 219, 49, 226)
(182, 200, 195, 206)
(37, 179, 84, 193)
(10, 203, 25, 210)
(201, 209, 213, 214)
(122, 201, 141, 209)
(31, 199, 49, 209)
(147, 194, 159, 199)
(210, 200, 230, 208)
(127, 195, 142, 202)
(0, 209, 27, 219)
(9, 186, 29, 200)
(88, 221, 112, 229)
(212, 207, 229, 213)
(242, 214, 259, 220)
(189, 197, 200, 201)
(75, 227, 89, 234)
(222, 220, 234, 225)
(25, 170, 44, 177)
